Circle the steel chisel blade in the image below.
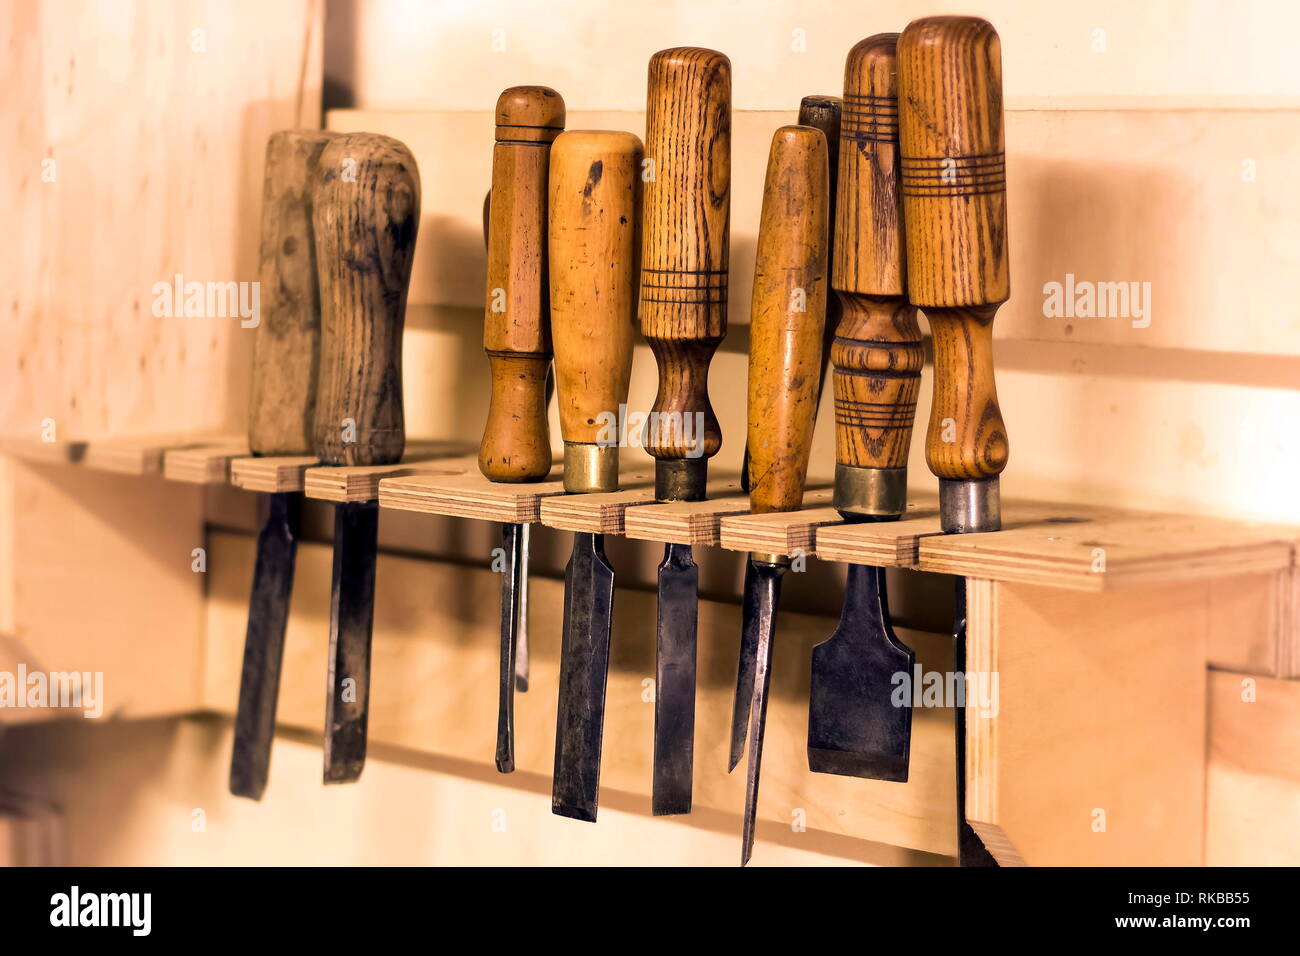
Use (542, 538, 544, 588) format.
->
(230, 490, 302, 800)
(552, 532, 615, 822)
(741, 559, 785, 866)
(324, 500, 380, 784)
(728, 560, 762, 772)
(653, 541, 699, 816)
(808, 563, 915, 781)
(496, 522, 524, 773)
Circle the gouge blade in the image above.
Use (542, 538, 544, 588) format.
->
(515, 522, 531, 692)
(323, 500, 379, 784)
(740, 558, 784, 866)
(727, 561, 762, 772)
(496, 522, 524, 773)
(807, 563, 914, 781)
(652, 541, 699, 816)
(230, 490, 302, 800)
(953, 579, 999, 867)
(552, 532, 615, 821)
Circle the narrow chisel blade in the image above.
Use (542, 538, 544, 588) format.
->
(552, 532, 615, 821)
(953, 578, 999, 867)
(653, 541, 699, 816)
(728, 560, 762, 772)
(741, 559, 785, 866)
(496, 522, 524, 773)
(807, 563, 915, 781)
(230, 490, 303, 799)
(515, 522, 531, 692)
(323, 500, 380, 784)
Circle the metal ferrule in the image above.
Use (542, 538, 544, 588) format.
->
(655, 457, 708, 502)
(749, 551, 791, 567)
(833, 465, 908, 519)
(940, 477, 1001, 534)
(563, 442, 620, 494)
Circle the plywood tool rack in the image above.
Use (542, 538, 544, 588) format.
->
(3, 434, 1298, 865)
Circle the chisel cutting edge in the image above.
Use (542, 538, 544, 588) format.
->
(899, 15, 1010, 866)
(807, 34, 921, 783)
(548, 130, 641, 821)
(230, 129, 335, 800)
(738, 124, 830, 866)
(312, 132, 420, 784)
(480, 86, 566, 775)
(641, 47, 731, 817)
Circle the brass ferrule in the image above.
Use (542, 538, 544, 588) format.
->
(563, 443, 620, 494)
(749, 551, 791, 567)
(655, 458, 708, 502)
(832, 465, 908, 519)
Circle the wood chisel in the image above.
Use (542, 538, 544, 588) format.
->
(311, 132, 420, 783)
(480, 86, 566, 774)
(806, 34, 921, 782)
(229, 129, 335, 800)
(548, 130, 642, 821)
(640, 47, 731, 817)
(899, 15, 1010, 866)
(737, 124, 830, 866)
(729, 94, 841, 769)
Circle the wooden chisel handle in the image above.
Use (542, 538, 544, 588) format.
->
(640, 47, 730, 502)
(899, 17, 1009, 531)
(311, 133, 420, 466)
(747, 125, 829, 518)
(249, 130, 336, 456)
(480, 86, 566, 482)
(831, 34, 923, 520)
(549, 130, 643, 493)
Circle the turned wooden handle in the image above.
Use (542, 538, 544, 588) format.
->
(248, 130, 336, 456)
(480, 86, 566, 482)
(899, 16, 1009, 481)
(832, 34, 923, 516)
(311, 133, 420, 466)
(549, 130, 642, 490)
(639, 47, 730, 473)
(747, 126, 829, 515)
(798, 95, 845, 375)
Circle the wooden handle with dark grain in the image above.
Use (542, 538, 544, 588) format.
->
(549, 130, 643, 494)
(640, 48, 730, 499)
(831, 34, 923, 518)
(747, 126, 829, 516)
(899, 16, 1010, 485)
(248, 130, 336, 456)
(311, 133, 420, 466)
(480, 86, 566, 483)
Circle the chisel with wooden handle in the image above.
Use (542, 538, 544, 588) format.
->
(229, 129, 335, 800)
(312, 132, 420, 782)
(807, 34, 920, 782)
(641, 47, 730, 817)
(548, 130, 642, 821)
(899, 14, 1009, 866)
(481, 86, 565, 774)
(737, 124, 830, 866)
(729, 93, 841, 769)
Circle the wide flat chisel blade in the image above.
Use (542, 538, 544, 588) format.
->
(323, 500, 380, 784)
(807, 563, 914, 781)
(953, 579, 998, 867)
(741, 559, 785, 866)
(230, 490, 303, 799)
(495, 522, 524, 772)
(515, 522, 531, 692)
(652, 541, 699, 816)
(552, 532, 615, 821)
(727, 560, 762, 772)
